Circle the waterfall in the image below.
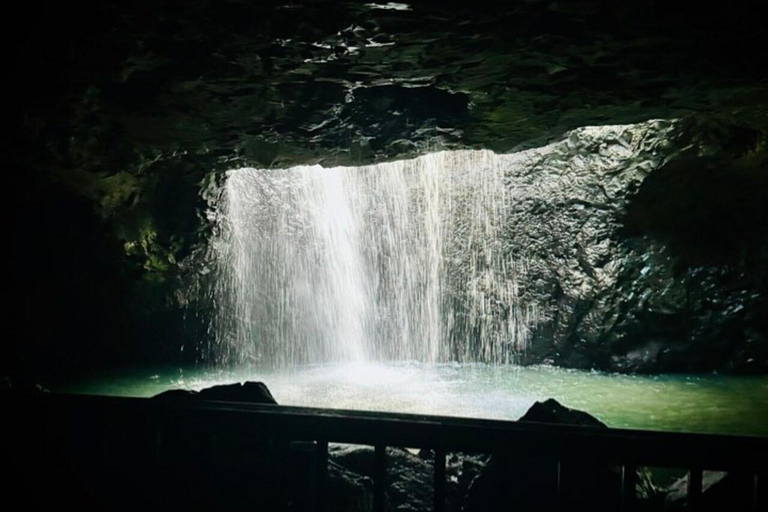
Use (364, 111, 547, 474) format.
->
(209, 150, 537, 367)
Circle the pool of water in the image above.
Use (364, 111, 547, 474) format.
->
(56, 362, 768, 437)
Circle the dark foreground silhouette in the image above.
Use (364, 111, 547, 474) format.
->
(3, 382, 763, 511)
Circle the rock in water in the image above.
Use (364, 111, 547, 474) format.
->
(198, 381, 277, 403)
(465, 399, 622, 512)
(152, 381, 277, 404)
(150, 382, 311, 510)
(518, 398, 607, 428)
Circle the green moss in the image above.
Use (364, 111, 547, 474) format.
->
(57, 165, 181, 279)
(123, 222, 181, 279)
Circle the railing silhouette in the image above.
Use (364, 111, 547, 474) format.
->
(8, 393, 766, 511)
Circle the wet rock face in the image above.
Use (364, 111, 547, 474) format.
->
(608, 148, 768, 374)
(492, 119, 768, 373)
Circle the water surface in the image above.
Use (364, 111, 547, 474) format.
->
(56, 363, 768, 437)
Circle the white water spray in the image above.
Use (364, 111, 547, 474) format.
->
(210, 150, 537, 367)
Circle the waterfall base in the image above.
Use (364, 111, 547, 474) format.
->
(58, 363, 768, 436)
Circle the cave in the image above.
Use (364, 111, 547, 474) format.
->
(6, 1, 767, 511)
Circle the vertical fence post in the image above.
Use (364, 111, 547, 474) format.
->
(620, 464, 638, 512)
(752, 473, 764, 512)
(210, 435, 218, 458)
(374, 445, 387, 512)
(688, 468, 703, 511)
(154, 428, 163, 461)
(433, 449, 446, 512)
(314, 440, 328, 512)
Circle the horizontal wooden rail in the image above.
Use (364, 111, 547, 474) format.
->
(5, 392, 767, 511)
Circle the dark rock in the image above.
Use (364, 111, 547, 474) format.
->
(519, 398, 607, 428)
(504, 119, 768, 374)
(445, 452, 490, 511)
(198, 381, 277, 403)
(327, 462, 375, 512)
(329, 444, 488, 512)
(1, 376, 49, 394)
(151, 388, 199, 401)
(465, 399, 638, 511)
(611, 145, 768, 374)
(331, 445, 432, 511)
(152, 381, 277, 404)
(663, 471, 756, 511)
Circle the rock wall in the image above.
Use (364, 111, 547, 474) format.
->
(516, 119, 767, 373)
(192, 117, 767, 373)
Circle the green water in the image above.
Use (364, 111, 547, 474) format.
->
(56, 362, 768, 437)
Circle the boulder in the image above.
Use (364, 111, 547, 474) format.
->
(465, 399, 633, 511)
(329, 444, 488, 512)
(518, 398, 607, 428)
(1, 376, 49, 395)
(326, 462, 375, 512)
(152, 381, 277, 404)
(663, 471, 756, 511)
(330, 445, 432, 511)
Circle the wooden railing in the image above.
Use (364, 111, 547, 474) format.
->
(7, 393, 767, 511)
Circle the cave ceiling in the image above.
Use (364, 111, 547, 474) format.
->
(13, 0, 768, 176)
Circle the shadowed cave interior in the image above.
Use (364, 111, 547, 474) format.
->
(5, 1, 768, 511)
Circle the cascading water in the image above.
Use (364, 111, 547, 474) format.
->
(209, 150, 538, 367)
